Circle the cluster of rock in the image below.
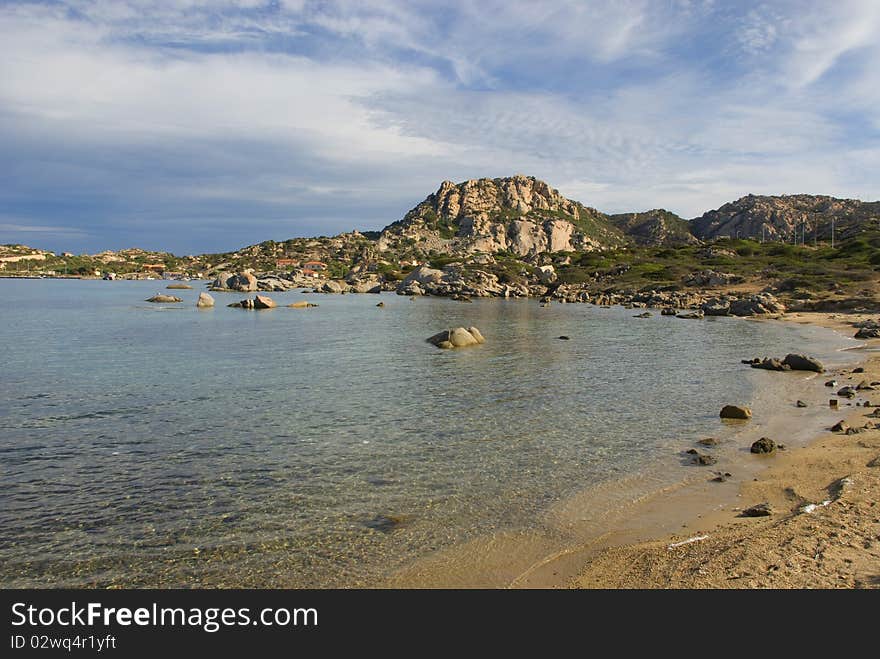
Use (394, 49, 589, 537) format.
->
(683, 270, 743, 287)
(700, 293, 786, 316)
(396, 265, 526, 298)
(853, 319, 880, 339)
(426, 327, 486, 349)
(228, 295, 277, 309)
(743, 354, 824, 373)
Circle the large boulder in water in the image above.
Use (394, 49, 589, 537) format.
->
(720, 405, 752, 420)
(782, 354, 824, 373)
(228, 295, 276, 309)
(196, 292, 215, 308)
(426, 327, 485, 349)
(253, 295, 276, 309)
(146, 294, 182, 303)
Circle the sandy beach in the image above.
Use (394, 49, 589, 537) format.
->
(569, 312, 880, 589)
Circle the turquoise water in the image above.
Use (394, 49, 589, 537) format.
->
(0, 279, 854, 587)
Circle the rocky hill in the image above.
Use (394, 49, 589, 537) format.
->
(607, 210, 699, 246)
(378, 175, 627, 257)
(691, 194, 880, 242)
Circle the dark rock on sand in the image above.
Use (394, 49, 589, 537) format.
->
(830, 420, 849, 433)
(720, 405, 752, 420)
(855, 328, 880, 339)
(796, 400, 807, 408)
(698, 437, 719, 447)
(558, 335, 570, 340)
(837, 386, 856, 398)
(741, 503, 772, 517)
(750, 437, 776, 454)
(825, 380, 837, 387)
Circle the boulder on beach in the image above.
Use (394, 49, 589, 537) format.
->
(720, 405, 752, 420)
(146, 294, 182, 303)
(426, 326, 485, 349)
(196, 292, 214, 308)
(750, 437, 776, 454)
(782, 354, 824, 373)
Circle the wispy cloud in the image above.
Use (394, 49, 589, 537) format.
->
(0, 1, 878, 253)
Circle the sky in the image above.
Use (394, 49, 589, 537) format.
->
(1, 1, 879, 255)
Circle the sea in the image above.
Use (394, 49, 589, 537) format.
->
(0, 279, 858, 587)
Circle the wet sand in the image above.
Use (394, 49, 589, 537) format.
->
(385, 312, 880, 588)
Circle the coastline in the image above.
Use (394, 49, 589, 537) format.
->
(567, 311, 880, 588)
(384, 311, 879, 588)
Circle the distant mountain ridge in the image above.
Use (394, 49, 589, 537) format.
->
(690, 193, 880, 242)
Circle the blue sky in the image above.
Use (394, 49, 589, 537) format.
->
(1, 0, 878, 254)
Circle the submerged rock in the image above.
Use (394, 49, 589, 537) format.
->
(166, 283, 192, 289)
(288, 300, 318, 308)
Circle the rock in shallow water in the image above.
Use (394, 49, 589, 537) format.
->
(196, 292, 214, 308)
(146, 294, 182, 303)
(426, 326, 485, 349)
(720, 405, 751, 420)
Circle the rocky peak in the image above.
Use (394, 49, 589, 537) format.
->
(379, 175, 625, 256)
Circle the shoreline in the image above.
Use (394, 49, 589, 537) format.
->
(566, 311, 880, 588)
(384, 311, 879, 588)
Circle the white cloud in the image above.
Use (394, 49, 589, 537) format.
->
(0, 0, 878, 252)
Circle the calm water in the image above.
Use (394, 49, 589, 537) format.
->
(0, 279, 855, 587)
